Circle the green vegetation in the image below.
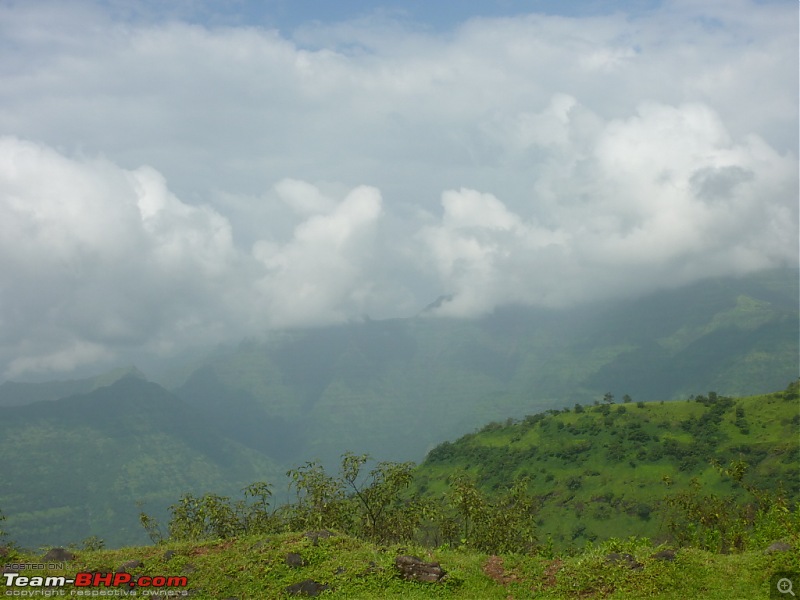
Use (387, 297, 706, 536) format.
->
(1, 384, 798, 598)
(415, 383, 799, 552)
(132, 386, 796, 558)
(2, 531, 798, 599)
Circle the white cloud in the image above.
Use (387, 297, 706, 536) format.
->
(252, 183, 382, 327)
(0, 0, 796, 377)
(420, 99, 797, 316)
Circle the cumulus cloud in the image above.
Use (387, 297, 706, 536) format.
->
(0, 139, 384, 377)
(252, 183, 383, 327)
(0, 0, 796, 378)
(421, 99, 797, 316)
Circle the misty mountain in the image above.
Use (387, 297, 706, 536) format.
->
(0, 366, 145, 407)
(0, 375, 280, 549)
(0, 267, 795, 549)
(167, 268, 797, 469)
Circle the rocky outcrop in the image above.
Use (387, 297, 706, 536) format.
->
(604, 552, 643, 570)
(41, 548, 76, 562)
(394, 555, 446, 583)
(651, 548, 677, 561)
(765, 541, 792, 554)
(285, 552, 306, 568)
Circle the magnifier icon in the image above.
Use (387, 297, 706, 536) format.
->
(778, 578, 796, 596)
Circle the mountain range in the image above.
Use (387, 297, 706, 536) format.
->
(0, 267, 796, 548)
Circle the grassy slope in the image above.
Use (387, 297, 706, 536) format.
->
(414, 385, 800, 551)
(2, 532, 798, 599)
(1, 386, 797, 598)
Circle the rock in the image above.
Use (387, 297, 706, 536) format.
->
(651, 549, 676, 561)
(182, 563, 197, 574)
(286, 552, 306, 568)
(604, 552, 643, 570)
(117, 560, 143, 573)
(163, 550, 176, 561)
(41, 548, 76, 562)
(765, 541, 792, 554)
(304, 530, 334, 546)
(285, 579, 330, 596)
(394, 555, 446, 583)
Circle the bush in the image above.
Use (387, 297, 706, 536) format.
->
(663, 459, 800, 553)
(447, 473, 538, 554)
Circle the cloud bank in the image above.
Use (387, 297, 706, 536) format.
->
(0, 0, 796, 378)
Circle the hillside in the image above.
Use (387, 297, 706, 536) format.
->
(1, 531, 797, 599)
(0, 376, 281, 549)
(165, 268, 798, 470)
(414, 383, 800, 551)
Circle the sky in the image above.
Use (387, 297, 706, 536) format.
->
(0, 0, 797, 380)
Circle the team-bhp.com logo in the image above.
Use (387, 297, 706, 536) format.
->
(3, 570, 188, 596)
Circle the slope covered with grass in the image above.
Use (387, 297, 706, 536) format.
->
(2, 531, 798, 599)
(414, 383, 799, 551)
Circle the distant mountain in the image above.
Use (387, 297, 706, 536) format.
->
(168, 268, 798, 469)
(0, 268, 796, 549)
(0, 366, 145, 407)
(0, 375, 280, 549)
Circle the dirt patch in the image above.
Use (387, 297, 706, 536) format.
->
(214, 540, 236, 551)
(541, 558, 563, 588)
(482, 555, 519, 586)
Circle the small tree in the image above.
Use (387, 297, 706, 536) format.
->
(448, 471, 486, 545)
(446, 472, 538, 554)
(168, 493, 241, 541)
(340, 452, 417, 542)
(286, 461, 348, 531)
(136, 501, 164, 544)
(241, 481, 277, 535)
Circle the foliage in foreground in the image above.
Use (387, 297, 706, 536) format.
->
(135, 447, 799, 569)
(139, 452, 543, 557)
(2, 530, 798, 599)
(130, 384, 800, 560)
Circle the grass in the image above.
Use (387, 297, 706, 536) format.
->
(2, 532, 797, 599)
(414, 385, 799, 553)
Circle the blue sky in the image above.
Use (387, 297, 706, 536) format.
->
(0, 0, 796, 379)
(104, 0, 665, 30)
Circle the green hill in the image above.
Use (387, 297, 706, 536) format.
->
(0, 376, 281, 549)
(413, 383, 800, 552)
